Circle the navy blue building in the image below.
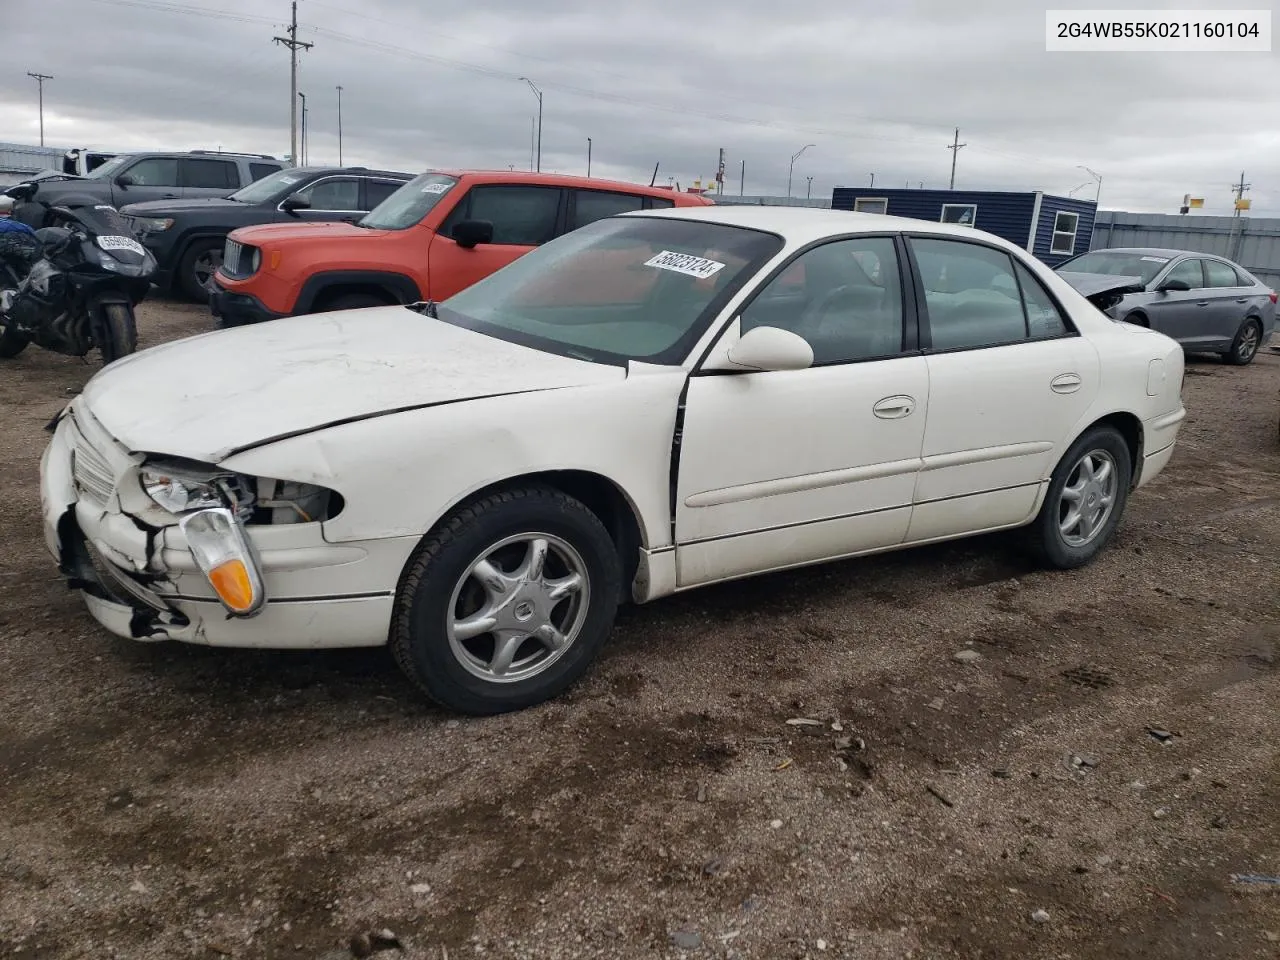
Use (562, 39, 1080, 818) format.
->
(829, 188, 1097, 267)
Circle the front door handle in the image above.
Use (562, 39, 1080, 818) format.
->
(1236, 297, 1248, 303)
(873, 395, 915, 419)
(1196, 300, 1210, 307)
(1050, 373, 1082, 394)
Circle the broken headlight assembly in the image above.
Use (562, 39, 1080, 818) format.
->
(138, 459, 343, 617)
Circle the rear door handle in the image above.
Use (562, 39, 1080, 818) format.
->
(1196, 300, 1210, 306)
(1236, 297, 1248, 303)
(872, 395, 915, 419)
(1050, 373, 1082, 394)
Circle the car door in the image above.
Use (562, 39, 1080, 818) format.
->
(426, 183, 564, 300)
(1144, 257, 1208, 345)
(904, 235, 1100, 543)
(1202, 258, 1251, 348)
(288, 175, 365, 223)
(674, 235, 930, 587)
(180, 158, 241, 199)
(113, 156, 181, 205)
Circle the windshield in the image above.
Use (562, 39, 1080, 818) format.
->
(437, 215, 784, 365)
(1057, 251, 1170, 285)
(229, 168, 312, 204)
(85, 155, 132, 180)
(359, 172, 457, 229)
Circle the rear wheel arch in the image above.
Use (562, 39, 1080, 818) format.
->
(1121, 310, 1150, 327)
(1073, 411, 1143, 487)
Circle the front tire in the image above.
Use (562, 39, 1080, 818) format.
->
(390, 486, 622, 715)
(97, 302, 138, 364)
(178, 239, 224, 303)
(0, 327, 29, 358)
(1025, 425, 1133, 570)
(320, 293, 389, 312)
(1225, 317, 1262, 366)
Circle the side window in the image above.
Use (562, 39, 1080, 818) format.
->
(125, 157, 179, 186)
(250, 162, 281, 181)
(1050, 211, 1080, 255)
(645, 197, 676, 209)
(365, 179, 404, 209)
(454, 185, 561, 246)
(295, 177, 362, 211)
(182, 159, 238, 189)
(1013, 260, 1070, 339)
(1205, 259, 1241, 288)
(910, 237, 1028, 351)
(853, 198, 888, 214)
(941, 203, 977, 227)
(1164, 258, 1205, 289)
(740, 237, 904, 364)
(570, 190, 645, 231)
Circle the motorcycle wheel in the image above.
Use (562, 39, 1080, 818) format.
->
(97, 302, 138, 365)
(0, 327, 29, 359)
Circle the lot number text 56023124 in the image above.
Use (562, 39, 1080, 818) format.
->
(1046, 10, 1271, 52)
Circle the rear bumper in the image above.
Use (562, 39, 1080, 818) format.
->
(1135, 405, 1186, 488)
(208, 285, 282, 328)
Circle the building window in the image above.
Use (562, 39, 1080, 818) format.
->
(940, 203, 977, 227)
(853, 197, 888, 215)
(1051, 211, 1080, 255)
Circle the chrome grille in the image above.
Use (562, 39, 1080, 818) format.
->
(221, 238, 257, 279)
(72, 430, 116, 505)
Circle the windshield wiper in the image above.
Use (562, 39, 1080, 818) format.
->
(408, 300, 438, 318)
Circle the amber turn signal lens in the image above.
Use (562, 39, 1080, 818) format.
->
(208, 558, 256, 613)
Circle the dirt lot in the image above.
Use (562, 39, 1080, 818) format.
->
(1, 300, 1278, 960)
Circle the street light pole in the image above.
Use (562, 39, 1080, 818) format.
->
(297, 91, 307, 165)
(519, 77, 542, 172)
(787, 143, 814, 198)
(336, 85, 343, 165)
(1078, 165, 1102, 206)
(587, 137, 592, 177)
(806, 176, 813, 199)
(27, 72, 53, 146)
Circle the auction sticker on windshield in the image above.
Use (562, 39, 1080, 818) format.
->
(421, 183, 450, 194)
(644, 250, 726, 279)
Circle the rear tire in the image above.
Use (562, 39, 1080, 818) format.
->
(178, 239, 224, 303)
(1225, 317, 1262, 366)
(390, 486, 621, 715)
(97, 302, 138, 365)
(1024, 425, 1132, 570)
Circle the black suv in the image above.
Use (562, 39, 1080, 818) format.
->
(18, 151, 285, 210)
(119, 165, 413, 301)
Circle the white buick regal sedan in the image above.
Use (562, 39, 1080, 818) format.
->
(40, 206, 1187, 714)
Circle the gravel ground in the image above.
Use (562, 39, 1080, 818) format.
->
(2, 299, 1279, 960)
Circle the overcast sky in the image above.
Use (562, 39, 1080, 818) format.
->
(3, 0, 1279, 214)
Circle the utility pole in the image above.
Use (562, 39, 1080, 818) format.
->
(27, 72, 53, 146)
(740, 160, 745, 196)
(1232, 170, 1251, 217)
(587, 137, 592, 177)
(869, 172, 875, 187)
(336, 85, 343, 165)
(274, 0, 313, 166)
(947, 127, 966, 189)
(519, 77, 542, 172)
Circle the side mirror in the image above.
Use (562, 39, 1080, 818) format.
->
(280, 193, 311, 213)
(722, 325, 814, 372)
(452, 219, 494, 249)
(115, 174, 134, 188)
(1157, 278, 1191, 292)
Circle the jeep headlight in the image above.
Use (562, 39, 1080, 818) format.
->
(132, 217, 173, 233)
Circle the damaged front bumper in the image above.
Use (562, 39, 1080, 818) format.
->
(40, 403, 407, 649)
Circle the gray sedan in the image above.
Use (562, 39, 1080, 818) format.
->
(1056, 247, 1275, 365)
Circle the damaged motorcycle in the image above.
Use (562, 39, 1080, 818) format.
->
(0, 180, 153, 364)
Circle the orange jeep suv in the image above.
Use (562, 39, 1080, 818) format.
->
(209, 170, 714, 327)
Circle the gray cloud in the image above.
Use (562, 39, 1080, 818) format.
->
(3, 0, 1278, 213)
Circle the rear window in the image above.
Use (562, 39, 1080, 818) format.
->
(359, 173, 458, 230)
(250, 162, 282, 182)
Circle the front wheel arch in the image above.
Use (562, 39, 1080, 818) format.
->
(295, 270, 422, 314)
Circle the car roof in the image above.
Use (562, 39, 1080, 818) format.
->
(625, 203, 1017, 246)
(429, 169, 711, 202)
(1090, 246, 1227, 261)
(290, 166, 412, 178)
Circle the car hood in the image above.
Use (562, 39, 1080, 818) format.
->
(76, 306, 625, 463)
(228, 220, 390, 245)
(119, 197, 243, 215)
(1056, 271, 1147, 311)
